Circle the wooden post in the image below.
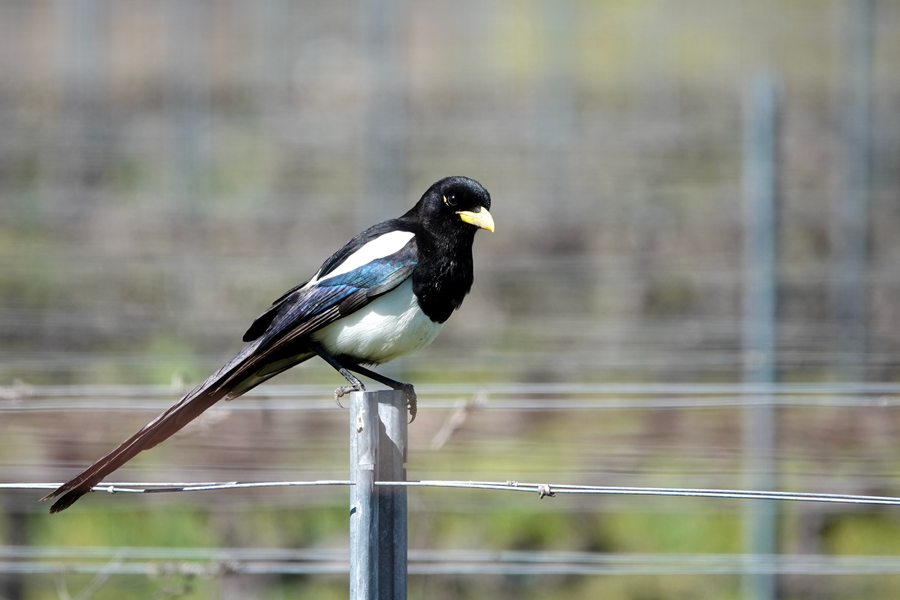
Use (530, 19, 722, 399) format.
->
(350, 390, 408, 600)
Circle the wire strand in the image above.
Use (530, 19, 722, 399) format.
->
(4, 547, 900, 576)
(5, 480, 900, 506)
(3, 382, 900, 413)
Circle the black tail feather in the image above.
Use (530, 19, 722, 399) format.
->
(41, 339, 309, 512)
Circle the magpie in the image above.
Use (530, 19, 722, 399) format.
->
(42, 176, 493, 513)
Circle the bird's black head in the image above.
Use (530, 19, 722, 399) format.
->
(405, 176, 493, 323)
(413, 176, 494, 238)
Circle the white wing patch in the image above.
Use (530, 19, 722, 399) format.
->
(310, 230, 415, 285)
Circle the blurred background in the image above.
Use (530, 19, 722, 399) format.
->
(2, 0, 900, 598)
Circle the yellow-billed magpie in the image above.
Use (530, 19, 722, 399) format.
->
(43, 176, 493, 513)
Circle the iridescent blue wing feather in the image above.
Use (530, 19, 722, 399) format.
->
(250, 236, 418, 348)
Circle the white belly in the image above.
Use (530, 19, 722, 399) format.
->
(311, 278, 442, 365)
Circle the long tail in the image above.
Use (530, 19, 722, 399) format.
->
(42, 340, 310, 513)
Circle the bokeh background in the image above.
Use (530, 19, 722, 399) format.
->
(2, 0, 900, 599)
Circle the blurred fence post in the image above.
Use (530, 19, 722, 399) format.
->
(833, 0, 873, 382)
(360, 0, 407, 227)
(0, 497, 26, 600)
(741, 73, 779, 600)
(350, 390, 408, 600)
(537, 0, 577, 219)
(164, 0, 211, 215)
(54, 0, 108, 210)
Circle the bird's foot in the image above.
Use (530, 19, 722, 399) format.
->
(401, 383, 417, 423)
(334, 382, 365, 408)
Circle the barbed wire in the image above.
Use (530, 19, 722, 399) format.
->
(5, 479, 900, 506)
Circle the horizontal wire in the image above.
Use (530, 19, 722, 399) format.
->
(6, 382, 900, 397)
(2, 383, 900, 413)
(4, 395, 898, 412)
(5, 480, 900, 506)
(4, 547, 900, 576)
(1, 481, 352, 493)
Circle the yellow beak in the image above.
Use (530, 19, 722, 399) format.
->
(456, 207, 495, 232)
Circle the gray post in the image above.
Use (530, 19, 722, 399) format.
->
(350, 390, 408, 600)
(164, 0, 211, 215)
(833, 0, 873, 382)
(741, 73, 779, 600)
(359, 0, 407, 228)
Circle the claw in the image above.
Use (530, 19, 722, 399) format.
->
(402, 383, 417, 423)
(334, 383, 364, 408)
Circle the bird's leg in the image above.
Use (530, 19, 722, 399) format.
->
(307, 342, 365, 407)
(342, 362, 417, 423)
(307, 342, 417, 421)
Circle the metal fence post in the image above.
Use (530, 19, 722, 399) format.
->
(350, 390, 408, 600)
(741, 73, 779, 600)
(359, 0, 407, 228)
(834, 0, 873, 382)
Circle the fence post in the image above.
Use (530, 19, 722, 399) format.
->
(359, 0, 407, 228)
(741, 73, 779, 600)
(833, 0, 873, 382)
(350, 390, 408, 600)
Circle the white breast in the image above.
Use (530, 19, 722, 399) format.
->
(310, 278, 442, 365)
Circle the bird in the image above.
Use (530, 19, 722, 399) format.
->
(42, 176, 494, 513)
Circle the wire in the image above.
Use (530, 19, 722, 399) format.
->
(8, 382, 900, 396)
(5, 480, 900, 506)
(2, 383, 899, 413)
(4, 547, 900, 576)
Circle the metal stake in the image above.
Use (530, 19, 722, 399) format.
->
(350, 390, 408, 600)
(741, 73, 780, 600)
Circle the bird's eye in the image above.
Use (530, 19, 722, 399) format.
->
(443, 195, 457, 207)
